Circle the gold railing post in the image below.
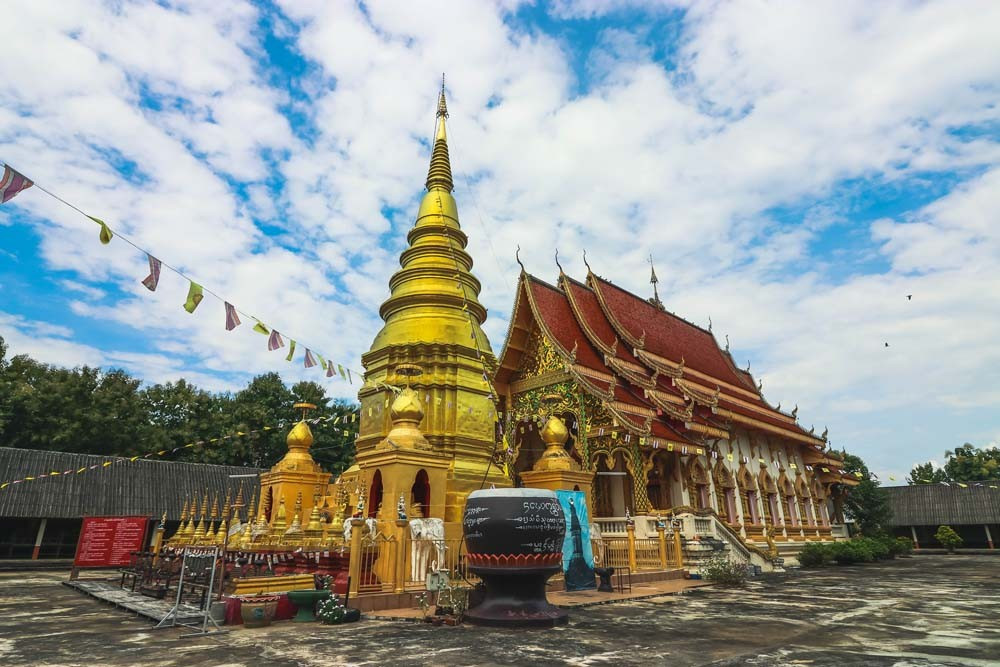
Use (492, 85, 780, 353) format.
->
(656, 523, 668, 569)
(672, 522, 684, 568)
(394, 519, 408, 594)
(626, 523, 637, 572)
(348, 518, 363, 596)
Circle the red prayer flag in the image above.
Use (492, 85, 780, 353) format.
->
(0, 165, 33, 204)
(141, 254, 161, 291)
(225, 303, 241, 331)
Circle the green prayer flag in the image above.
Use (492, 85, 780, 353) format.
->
(253, 321, 269, 335)
(338, 364, 347, 380)
(183, 281, 204, 313)
(285, 340, 296, 361)
(88, 216, 113, 244)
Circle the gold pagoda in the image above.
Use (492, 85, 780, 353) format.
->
(341, 82, 509, 538)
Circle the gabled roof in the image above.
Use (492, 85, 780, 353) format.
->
(0, 448, 264, 520)
(496, 268, 827, 450)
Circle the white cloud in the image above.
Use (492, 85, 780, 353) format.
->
(1, 0, 998, 475)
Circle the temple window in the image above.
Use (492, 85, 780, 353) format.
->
(411, 469, 430, 519)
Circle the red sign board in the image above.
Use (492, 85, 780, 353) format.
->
(73, 516, 150, 567)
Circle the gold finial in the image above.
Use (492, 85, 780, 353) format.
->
(426, 79, 453, 192)
(179, 497, 189, 522)
(437, 73, 449, 118)
(294, 402, 317, 421)
(210, 494, 220, 521)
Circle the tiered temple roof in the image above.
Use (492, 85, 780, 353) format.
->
(498, 268, 854, 484)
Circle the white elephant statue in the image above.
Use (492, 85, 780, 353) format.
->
(590, 522, 605, 566)
(408, 518, 446, 581)
(342, 517, 378, 543)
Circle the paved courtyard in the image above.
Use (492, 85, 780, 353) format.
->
(0, 555, 997, 666)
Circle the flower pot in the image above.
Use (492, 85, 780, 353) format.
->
(240, 596, 279, 628)
(286, 589, 331, 622)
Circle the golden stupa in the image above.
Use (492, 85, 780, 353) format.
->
(344, 81, 510, 537)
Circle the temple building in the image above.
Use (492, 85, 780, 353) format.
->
(493, 266, 858, 551)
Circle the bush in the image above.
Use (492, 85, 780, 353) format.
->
(701, 553, 749, 587)
(893, 537, 914, 556)
(828, 540, 874, 564)
(798, 542, 831, 568)
(935, 525, 963, 551)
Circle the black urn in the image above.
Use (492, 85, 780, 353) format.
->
(462, 488, 568, 627)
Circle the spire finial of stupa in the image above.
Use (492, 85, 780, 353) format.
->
(426, 79, 453, 192)
(437, 73, 449, 119)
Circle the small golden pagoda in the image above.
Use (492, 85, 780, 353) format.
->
(257, 402, 332, 533)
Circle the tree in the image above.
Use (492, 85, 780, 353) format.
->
(842, 453, 892, 536)
(907, 443, 1000, 484)
(0, 337, 359, 471)
(907, 461, 949, 485)
(934, 525, 962, 552)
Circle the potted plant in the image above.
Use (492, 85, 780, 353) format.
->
(934, 525, 962, 554)
(239, 592, 280, 628)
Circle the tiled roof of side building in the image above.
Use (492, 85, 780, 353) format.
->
(0, 447, 265, 520)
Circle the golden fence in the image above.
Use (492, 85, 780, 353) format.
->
(348, 523, 682, 596)
(633, 538, 662, 570)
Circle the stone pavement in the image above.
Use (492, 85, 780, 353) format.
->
(0, 555, 997, 666)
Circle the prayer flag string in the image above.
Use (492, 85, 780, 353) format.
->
(0, 161, 376, 386)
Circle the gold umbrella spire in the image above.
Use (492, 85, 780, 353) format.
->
(425, 74, 453, 193)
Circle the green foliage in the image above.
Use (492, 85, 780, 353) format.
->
(701, 553, 748, 587)
(842, 453, 893, 536)
(908, 443, 1000, 484)
(802, 535, 907, 567)
(798, 542, 831, 568)
(934, 525, 963, 550)
(0, 336, 357, 470)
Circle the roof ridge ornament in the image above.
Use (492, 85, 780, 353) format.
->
(555, 248, 564, 277)
(708, 316, 712, 333)
(724, 334, 730, 352)
(648, 254, 665, 310)
(791, 404, 799, 419)
(582, 249, 592, 274)
(821, 426, 828, 441)
(515, 245, 525, 273)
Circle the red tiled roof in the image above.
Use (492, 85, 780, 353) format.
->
(563, 277, 641, 365)
(500, 272, 824, 448)
(525, 276, 607, 371)
(589, 275, 751, 390)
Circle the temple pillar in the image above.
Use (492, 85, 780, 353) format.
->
(984, 524, 994, 549)
(31, 519, 46, 560)
(911, 525, 920, 550)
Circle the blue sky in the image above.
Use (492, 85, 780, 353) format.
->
(1, 0, 999, 482)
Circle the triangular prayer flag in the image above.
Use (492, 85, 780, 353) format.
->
(225, 302, 241, 330)
(304, 349, 317, 368)
(286, 340, 296, 361)
(141, 254, 161, 291)
(0, 165, 33, 203)
(326, 359, 335, 377)
(88, 216, 113, 244)
(253, 320, 269, 335)
(267, 330, 285, 351)
(338, 364, 347, 380)
(183, 281, 204, 313)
